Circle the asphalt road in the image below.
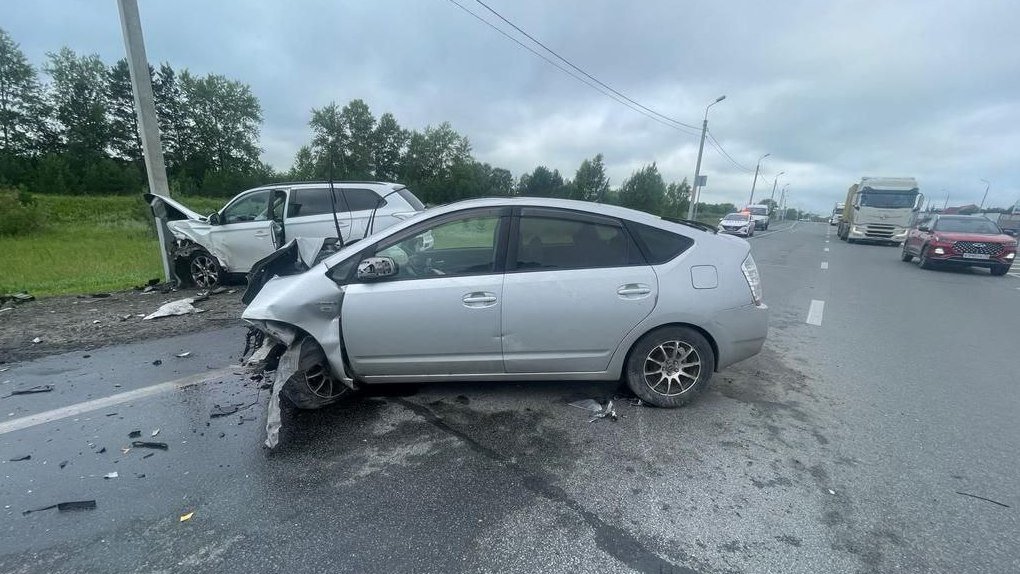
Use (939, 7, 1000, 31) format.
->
(1, 221, 1017, 573)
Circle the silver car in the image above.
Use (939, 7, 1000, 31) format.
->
(145, 182, 426, 287)
(242, 197, 768, 411)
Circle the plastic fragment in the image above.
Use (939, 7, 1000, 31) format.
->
(5, 384, 54, 397)
(151, 428, 160, 437)
(131, 441, 168, 450)
(31, 337, 42, 344)
(58, 460, 68, 469)
(176, 351, 191, 358)
(103, 472, 119, 479)
(152, 359, 162, 366)
(179, 511, 194, 522)
(210, 404, 240, 418)
(128, 430, 141, 438)
(568, 398, 618, 422)
(22, 500, 96, 515)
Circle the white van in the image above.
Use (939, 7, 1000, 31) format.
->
(745, 204, 771, 230)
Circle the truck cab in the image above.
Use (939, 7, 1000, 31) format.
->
(837, 177, 922, 245)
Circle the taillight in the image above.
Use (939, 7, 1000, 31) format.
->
(741, 254, 763, 305)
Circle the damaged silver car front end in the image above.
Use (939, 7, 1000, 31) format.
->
(241, 241, 356, 448)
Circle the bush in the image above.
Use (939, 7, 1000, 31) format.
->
(0, 188, 47, 236)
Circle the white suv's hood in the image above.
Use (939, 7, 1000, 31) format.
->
(143, 193, 207, 222)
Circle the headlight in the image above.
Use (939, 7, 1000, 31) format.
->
(934, 247, 945, 255)
(1006, 253, 1015, 260)
(741, 254, 763, 305)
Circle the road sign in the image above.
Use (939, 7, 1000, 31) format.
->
(695, 175, 707, 187)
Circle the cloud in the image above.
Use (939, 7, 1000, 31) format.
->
(5, 0, 1020, 212)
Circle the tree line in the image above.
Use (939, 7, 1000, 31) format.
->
(0, 27, 705, 220)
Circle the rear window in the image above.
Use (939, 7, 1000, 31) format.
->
(287, 187, 383, 217)
(396, 187, 425, 211)
(628, 222, 694, 264)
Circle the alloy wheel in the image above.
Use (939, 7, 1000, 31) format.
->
(190, 254, 219, 288)
(304, 363, 343, 399)
(643, 341, 702, 397)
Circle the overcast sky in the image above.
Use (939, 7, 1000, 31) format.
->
(6, 0, 1020, 213)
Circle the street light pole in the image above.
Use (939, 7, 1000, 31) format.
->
(748, 153, 770, 206)
(979, 179, 990, 210)
(778, 183, 789, 220)
(687, 95, 726, 220)
(768, 170, 786, 211)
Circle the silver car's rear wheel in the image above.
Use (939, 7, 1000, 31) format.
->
(643, 341, 701, 397)
(189, 252, 221, 288)
(625, 326, 715, 408)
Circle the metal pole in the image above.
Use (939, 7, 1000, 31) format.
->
(748, 153, 769, 206)
(979, 179, 990, 210)
(943, 191, 949, 210)
(687, 117, 708, 220)
(118, 0, 172, 282)
(687, 95, 725, 220)
(769, 171, 785, 203)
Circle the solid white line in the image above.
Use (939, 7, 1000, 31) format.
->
(749, 221, 799, 239)
(0, 367, 237, 436)
(806, 300, 825, 326)
(820, 261, 829, 269)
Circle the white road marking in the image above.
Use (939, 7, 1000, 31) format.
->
(825, 240, 830, 243)
(0, 367, 238, 436)
(820, 261, 829, 269)
(749, 221, 799, 239)
(824, 247, 830, 252)
(806, 300, 825, 326)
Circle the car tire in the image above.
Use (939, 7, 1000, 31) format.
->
(625, 326, 715, 408)
(918, 246, 935, 270)
(900, 245, 913, 262)
(280, 337, 354, 409)
(991, 265, 1010, 276)
(188, 250, 222, 288)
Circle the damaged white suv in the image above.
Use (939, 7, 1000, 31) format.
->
(145, 182, 426, 287)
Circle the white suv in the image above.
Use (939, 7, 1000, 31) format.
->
(145, 182, 426, 287)
(745, 204, 771, 230)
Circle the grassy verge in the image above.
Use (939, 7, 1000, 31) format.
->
(0, 194, 223, 298)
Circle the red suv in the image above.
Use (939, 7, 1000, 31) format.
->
(901, 215, 1017, 275)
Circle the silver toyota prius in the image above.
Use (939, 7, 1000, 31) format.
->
(242, 197, 768, 412)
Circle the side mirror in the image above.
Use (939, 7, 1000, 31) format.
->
(1004, 229, 1017, 237)
(918, 225, 930, 232)
(357, 256, 397, 281)
(208, 212, 221, 225)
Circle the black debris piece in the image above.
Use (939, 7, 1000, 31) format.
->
(96, 447, 106, 454)
(135, 473, 146, 479)
(218, 432, 226, 438)
(22, 500, 97, 515)
(128, 430, 141, 438)
(956, 491, 1010, 508)
(4, 384, 54, 397)
(59, 460, 68, 469)
(152, 359, 162, 366)
(210, 404, 240, 418)
(83, 354, 91, 358)
(142, 452, 154, 459)
(90, 293, 111, 298)
(131, 441, 169, 450)
(105, 412, 118, 417)
(455, 395, 470, 405)
(10, 454, 31, 461)
(192, 292, 210, 303)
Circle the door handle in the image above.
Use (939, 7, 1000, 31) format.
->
(617, 284, 651, 296)
(254, 231, 269, 238)
(463, 292, 497, 307)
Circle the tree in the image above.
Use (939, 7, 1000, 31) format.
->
(518, 165, 565, 197)
(617, 163, 666, 214)
(106, 59, 142, 164)
(339, 99, 375, 179)
(371, 112, 407, 181)
(152, 63, 189, 173)
(662, 178, 691, 218)
(179, 71, 262, 186)
(570, 153, 609, 201)
(0, 28, 46, 155)
(45, 47, 110, 169)
(400, 122, 472, 203)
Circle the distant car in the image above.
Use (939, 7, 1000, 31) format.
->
(242, 197, 769, 410)
(718, 212, 755, 237)
(901, 214, 1017, 275)
(829, 214, 842, 226)
(145, 182, 426, 287)
(745, 205, 771, 230)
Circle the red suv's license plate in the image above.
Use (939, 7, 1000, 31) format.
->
(962, 253, 990, 260)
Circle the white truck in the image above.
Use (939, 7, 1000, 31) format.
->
(745, 204, 771, 230)
(829, 202, 845, 226)
(837, 177, 923, 245)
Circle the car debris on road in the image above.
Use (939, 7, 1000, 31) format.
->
(22, 500, 97, 515)
(143, 298, 206, 320)
(3, 384, 54, 398)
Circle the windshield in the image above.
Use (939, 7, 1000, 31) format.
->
(747, 206, 768, 215)
(859, 192, 917, 208)
(934, 218, 1001, 234)
(724, 213, 749, 220)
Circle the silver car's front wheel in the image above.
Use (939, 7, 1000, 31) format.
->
(626, 326, 715, 408)
(189, 252, 221, 288)
(643, 341, 701, 397)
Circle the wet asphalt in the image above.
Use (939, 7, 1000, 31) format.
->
(1, 221, 1018, 573)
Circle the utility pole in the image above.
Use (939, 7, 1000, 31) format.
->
(118, 0, 172, 281)
(979, 179, 990, 210)
(778, 184, 789, 220)
(748, 153, 770, 206)
(942, 190, 949, 211)
(687, 95, 726, 220)
(769, 171, 785, 203)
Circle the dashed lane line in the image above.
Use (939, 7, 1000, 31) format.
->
(821, 262, 829, 269)
(806, 300, 825, 326)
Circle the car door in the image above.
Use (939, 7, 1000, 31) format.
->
(209, 189, 282, 272)
(340, 208, 509, 378)
(911, 216, 933, 252)
(501, 208, 657, 374)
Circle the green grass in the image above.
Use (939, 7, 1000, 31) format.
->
(0, 194, 223, 297)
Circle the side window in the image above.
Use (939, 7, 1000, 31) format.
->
(286, 188, 384, 218)
(514, 216, 642, 271)
(370, 214, 502, 280)
(222, 190, 271, 223)
(628, 222, 694, 264)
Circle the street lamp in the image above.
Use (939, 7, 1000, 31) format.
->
(779, 183, 790, 220)
(748, 153, 770, 206)
(979, 179, 990, 210)
(687, 95, 726, 220)
(769, 171, 786, 203)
